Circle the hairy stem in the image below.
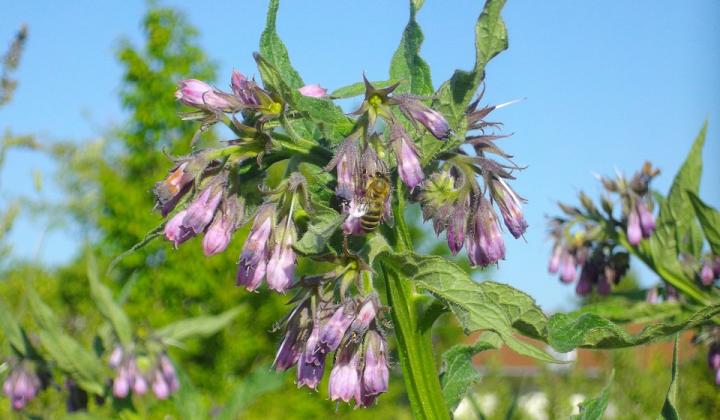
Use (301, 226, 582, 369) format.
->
(384, 181, 449, 420)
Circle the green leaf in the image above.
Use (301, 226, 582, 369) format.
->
(254, 53, 353, 140)
(547, 303, 720, 352)
(435, 0, 508, 129)
(378, 252, 555, 363)
(329, 79, 401, 99)
(575, 370, 614, 420)
(577, 298, 683, 324)
(216, 365, 285, 420)
(440, 331, 501, 411)
(0, 299, 31, 356)
(688, 191, 720, 255)
(87, 255, 133, 348)
(155, 307, 241, 344)
(659, 335, 681, 420)
(294, 206, 343, 255)
(172, 361, 208, 420)
(27, 290, 107, 395)
(653, 123, 707, 258)
(259, 0, 303, 89)
(389, 0, 433, 95)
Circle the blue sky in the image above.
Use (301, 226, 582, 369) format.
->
(1, 0, 719, 311)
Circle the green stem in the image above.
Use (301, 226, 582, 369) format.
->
(384, 181, 450, 420)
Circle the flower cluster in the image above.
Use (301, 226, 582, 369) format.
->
(273, 291, 389, 406)
(2, 362, 41, 410)
(547, 163, 660, 295)
(419, 97, 528, 266)
(109, 346, 179, 400)
(152, 59, 524, 407)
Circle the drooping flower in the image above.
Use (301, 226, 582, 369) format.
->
(701, 259, 716, 286)
(298, 84, 327, 98)
(325, 136, 361, 200)
(237, 204, 275, 291)
(360, 330, 389, 406)
(467, 199, 506, 267)
(202, 198, 240, 256)
(636, 201, 655, 238)
(491, 178, 528, 239)
(266, 217, 297, 293)
(548, 245, 562, 274)
(164, 210, 194, 247)
(394, 95, 450, 139)
(390, 123, 424, 189)
(559, 252, 576, 284)
(296, 325, 325, 390)
(3, 364, 41, 410)
(626, 207, 642, 246)
(329, 344, 362, 404)
(319, 303, 356, 353)
(182, 186, 223, 234)
(154, 161, 194, 216)
(175, 79, 234, 110)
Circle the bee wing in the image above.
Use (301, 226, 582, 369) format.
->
(382, 194, 395, 228)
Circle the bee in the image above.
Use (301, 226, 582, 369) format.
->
(360, 172, 392, 233)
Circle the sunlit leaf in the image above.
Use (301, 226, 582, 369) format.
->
(659, 335, 681, 420)
(0, 299, 32, 356)
(259, 0, 304, 89)
(389, 0, 433, 95)
(547, 304, 720, 352)
(574, 370, 614, 420)
(155, 307, 242, 344)
(440, 331, 501, 411)
(688, 191, 720, 255)
(87, 254, 133, 348)
(294, 206, 343, 255)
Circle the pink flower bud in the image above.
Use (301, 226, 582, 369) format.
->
(202, 205, 236, 256)
(391, 123, 424, 190)
(298, 84, 327, 98)
(109, 346, 124, 369)
(395, 95, 450, 139)
(329, 346, 361, 404)
(152, 370, 170, 400)
(230, 70, 260, 106)
(319, 304, 355, 353)
(559, 253, 576, 284)
(636, 201, 656, 238)
(266, 219, 297, 293)
(113, 371, 130, 398)
(164, 210, 194, 247)
(182, 187, 223, 234)
(701, 260, 716, 286)
(468, 200, 506, 267)
(548, 245, 562, 274)
(626, 209, 642, 246)
(175, 79, 233, 109)
(491, 178, 528, 239)
(361, 331, 389, 403)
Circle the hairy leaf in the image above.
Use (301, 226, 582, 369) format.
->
(547, 304, 720, 352)
(259, 0, 303, 89)
(0, 299, 31, 356)
(435, 0, 508, 129)
(578, 298, 683, 324)
(378, 252, 555, 362)
(653, 123, 707, 258)
(575, 371, 614, 420)
(216, 365, 285, 420)
(294, 206, 343, 255)
(389, 0, 433, 95)
(155, 307, 241, 344)
(659, 336, 681, 420)
(688, 191, 720, 255)
(87, 255, 133, 348)
(27, 291, 106, 395)
(440, 331, 501, 411)
(330, 79, 401, 99)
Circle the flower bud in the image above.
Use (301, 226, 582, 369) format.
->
(395, 95, 450, 139)
(361, 331, 389, 403)
(596, 275, 612, 296)
(326, 137, 360, 200)
(296, 325, 325, 390)
(636, 201, 655, 238)
(491, 178, 528, 239)
(548, 245, 562, 274)
(152, 370, 170, 400)
(351, 297, 378, 332)
(155, 162, 194, 216)
(576, 265, 594, 296)
(646, 287, 659, 304)
(559, 252, 576, 284)
(132, 372, 148, 396)
(266, 218, 297, 293)
(274, 328, 302, 371)
(329, 345, 361, 404)
(319, 304, 355, 353)
(391, 123, 424, 189)
(158, 355, 179, 393)
(468, 199, 505, 267)
(626, 208, 642, 246)
(298, 84, 327, 98)
(164, 210, 194, 247)
(230, 70, 260, 106)
(109, 346, 124, 369)
(202, 199, 239, 256)
(182, 186, 223, 234)
(446, 202, 468, 255)
(236, 204, 275, 291)
(4, 365, 40, 410)
(113, 371, 130, 398)
(701, 260, 716, 286)
(175, 79, 233, 110)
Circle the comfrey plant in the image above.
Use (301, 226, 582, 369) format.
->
(135, 1, 718, 417)
(546, 125, 720, 388)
